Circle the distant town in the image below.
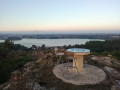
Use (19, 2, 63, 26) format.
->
(0, 33, 120, 40)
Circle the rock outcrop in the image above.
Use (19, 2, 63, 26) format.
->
(0, 51, 120, 90)
(104, 66, 120, 90)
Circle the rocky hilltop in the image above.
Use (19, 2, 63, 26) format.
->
(0, 50, 120, 90)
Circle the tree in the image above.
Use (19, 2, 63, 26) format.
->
(41, 44, 46, 50)
(2, 39, 14, 49)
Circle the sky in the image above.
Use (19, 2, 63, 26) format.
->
(0, 0, 120, 33)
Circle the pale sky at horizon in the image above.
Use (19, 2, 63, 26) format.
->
(0, 0, 120, 32)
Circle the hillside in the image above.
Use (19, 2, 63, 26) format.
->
(0, 39, 120, 90)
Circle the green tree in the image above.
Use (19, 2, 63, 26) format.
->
(41, 44, 46, 50)
(2, 39, 14, 49)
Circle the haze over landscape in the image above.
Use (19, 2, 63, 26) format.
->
(0, 0, 120, 33)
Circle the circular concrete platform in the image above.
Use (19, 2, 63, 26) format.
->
(53, 63, 106, 85)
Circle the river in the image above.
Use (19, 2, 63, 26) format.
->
(0, 38, 104, 48)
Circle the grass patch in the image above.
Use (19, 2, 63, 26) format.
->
(0, 57, 33, 84)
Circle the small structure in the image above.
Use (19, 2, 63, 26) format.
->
(67, 48, 90, 72)
(53, 48, 106, 85)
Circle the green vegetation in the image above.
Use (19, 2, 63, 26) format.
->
(2, 39, 14, 49)
(0, 39, 33, 84)
(64, 39, 120, 61)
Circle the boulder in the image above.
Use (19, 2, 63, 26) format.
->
(26, 82, 46, 90)
(104, 66, 120, 79)
(2, 83, 11, 90)
(91, 56, 113, 66)
(115, 80, 120, 90)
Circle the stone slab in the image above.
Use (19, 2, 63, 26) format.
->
(53, 63, 106, 85)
